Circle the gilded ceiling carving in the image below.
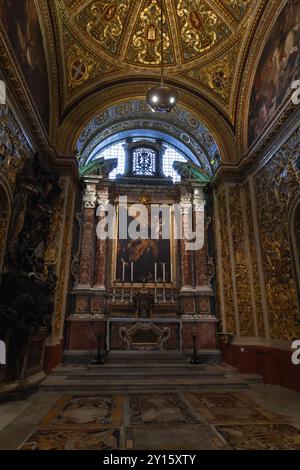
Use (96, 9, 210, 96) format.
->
(47, 0, 268, 128)
(183, 40, 240, 102)
(65, 27, 116, 89)
(77, 0, 131, 56)
(126, 0, 175, 66)
(221, 0, 252, 20)
(176, 0, 230, 62)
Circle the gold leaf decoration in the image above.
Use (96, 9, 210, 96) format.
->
(65, 30, 116, 89)
(254, 128, 300, 340)
(77, 0, 131, 56)
(183, 42, 239, 101)
(229, 185, 255, 337)
(126, 0, 175, 66)
(176, 0, 230, 62)
(220, 0, 252, 20)
(217, 189, 236, 334)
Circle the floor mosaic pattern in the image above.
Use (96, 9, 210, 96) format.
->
(215, 424, 300, 450)
(2, 389, 299, 450)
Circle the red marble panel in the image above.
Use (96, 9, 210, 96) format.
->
(181, 321, 217, 350)
(66, 320, 107, 350)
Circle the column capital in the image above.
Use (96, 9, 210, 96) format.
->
(193, 188, 206, 212)
(83, 183, 97, 209)
(97, 187, 110, 211)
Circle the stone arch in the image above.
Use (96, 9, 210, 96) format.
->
(57, 82, 237, 163)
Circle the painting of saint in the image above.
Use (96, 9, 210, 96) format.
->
(0, 0, 50, 131)
(115, 209, 172, 284)
(248, 0, 300, 145)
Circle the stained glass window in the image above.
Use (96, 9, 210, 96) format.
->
(132, 147, 157, 176)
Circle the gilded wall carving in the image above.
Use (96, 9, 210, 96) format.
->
(217, 189, 235, 334)
(44, 181, 66, 266)
(0, 108, 32, 191)
(244, 182, 265, 337)
(54, 183, 74, 337)
(229, 185, 255, 337)
(254, 127, 300, 340)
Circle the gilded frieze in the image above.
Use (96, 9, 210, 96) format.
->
(254, 127, 300, 340)
(217, 190, 235, 334)
(126, 0, 175, 66)
(229, 185, 255, 337)
(176, 0, 230, 62)
(244, 182, 265, 337)
(77, 0, 131, 56)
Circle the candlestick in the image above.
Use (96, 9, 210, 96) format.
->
(122, 260, 125, 284)
(131, 261, 134, 283)
(130, 261, 133, 303)
(154, 262, 157, 303)
(162, 263, 166, 304)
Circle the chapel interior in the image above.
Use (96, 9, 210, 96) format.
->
(0, 0, 300, 451)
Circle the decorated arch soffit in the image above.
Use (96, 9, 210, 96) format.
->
(49, 0, 269, 130)
(76, 99, 222, 176)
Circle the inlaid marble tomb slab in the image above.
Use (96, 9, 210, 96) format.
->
(128, 393, 200, 426)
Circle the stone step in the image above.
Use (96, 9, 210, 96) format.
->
(40, 376, 249, 392)
(106, 351, 187, 365)
(240, 373, 264, 384)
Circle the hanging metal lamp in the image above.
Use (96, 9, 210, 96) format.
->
(146, 0, 179, 113)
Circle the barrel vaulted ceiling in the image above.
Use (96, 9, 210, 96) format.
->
(52, 0, 254, 112)
(19, 0, 282, 159)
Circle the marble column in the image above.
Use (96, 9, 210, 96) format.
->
(94, 187, 110, 290)
(180, 188, 193, 291)
(193, 188, 208, 287)
(76, 183, 97, 289)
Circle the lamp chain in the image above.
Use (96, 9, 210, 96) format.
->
(160, 0, 164, 85)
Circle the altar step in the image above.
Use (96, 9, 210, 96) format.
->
(40, 362, 257, 392)
(106, 351, 189, 364)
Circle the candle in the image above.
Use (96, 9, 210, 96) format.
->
(154, 262, 157, 284)
(131, 261, 134, 283)
(122, 261, 125, 284)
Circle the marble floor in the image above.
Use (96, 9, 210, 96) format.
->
(0, 381, 300, 450)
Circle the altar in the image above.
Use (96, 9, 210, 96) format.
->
(65, 141, 219, 362)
